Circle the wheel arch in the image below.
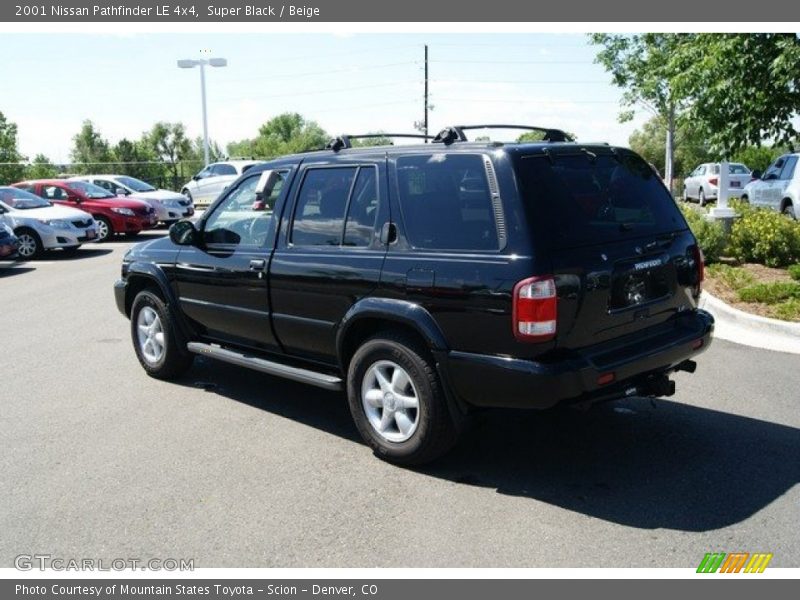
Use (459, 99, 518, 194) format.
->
(336, 298, 449, 373)
(125, 262, 196, 344)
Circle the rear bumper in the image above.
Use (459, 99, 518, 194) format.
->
(441, 310, 714, 409)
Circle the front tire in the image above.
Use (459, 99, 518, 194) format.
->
(130, 290, 194, 380)
(15, 228, 43, 260)
(347, 333, 461, 465)
(783, 202, 796, 220)
(95, 216, 112, 242)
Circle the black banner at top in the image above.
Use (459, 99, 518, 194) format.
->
(2, 0, 794, 22)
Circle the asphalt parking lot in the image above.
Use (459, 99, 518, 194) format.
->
(1, 232, 799, 568)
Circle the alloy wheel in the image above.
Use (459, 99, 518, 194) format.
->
(136, 306, 165, 365)
(361, 360, 420, 443)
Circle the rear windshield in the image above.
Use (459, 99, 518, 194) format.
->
(514, 150, 687, 249)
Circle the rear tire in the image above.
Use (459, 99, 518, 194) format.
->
(15, 228, 43, 260)
(682, 186, 688, 202)
(347, 332, 462, 465)
(130, 290, 194, 380)
(698, 188, 706, 206)
(741, 194, 749, 204)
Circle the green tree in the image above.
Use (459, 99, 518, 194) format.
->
(349, 133, 394, 148)
(70, 120, 112, 173)
(0, 110, 25, 185)
(236, 113, 328, 159)
(671, 34, 800, 153)
(590, 34, 687, 186)
(730, 145, 785, 173)
(113, 138, 162, 183)
(192, 137, 225, 161)
(628, 116, 714, 178)
(25, 154, 59, 180)
(145, 122, 194, 188)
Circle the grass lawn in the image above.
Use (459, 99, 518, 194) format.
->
(706, 263, 800, 322)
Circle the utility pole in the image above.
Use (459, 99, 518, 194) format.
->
(424, 44, 429, 141)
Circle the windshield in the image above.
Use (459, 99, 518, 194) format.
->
(67, 180, 114, 199)
(0, 186, 51, 209)
(116, 176, 156, 192)
(514, 149, 687, 249)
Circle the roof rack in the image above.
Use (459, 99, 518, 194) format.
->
(326, 133, 433, 152)
(432, 124, 573, 145)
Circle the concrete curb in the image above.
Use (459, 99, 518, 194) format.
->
(699, 290, 800, 355)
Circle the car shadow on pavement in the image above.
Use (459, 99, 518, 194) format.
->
(427, 399, 800, 532)
(46, 248, 114, 261)
(173, 359, 799, 533)
(0, 265, 36, 277)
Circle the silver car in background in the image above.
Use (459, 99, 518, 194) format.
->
(181, 160, 261, 206)
(0, 186, 97, 259)
(741, 153, 799, 219)
(69, 175, 194, 225)
(682, 162, 752, 206)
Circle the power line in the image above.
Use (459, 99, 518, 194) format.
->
(214, 79, 420, 102)
(215, 61, 419, 84)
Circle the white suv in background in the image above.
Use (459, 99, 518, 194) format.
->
(70, 175, 194, 225)
(0, 186, 97, 259)
(181, 160, 261, 206)
(741, 153, 799, 219)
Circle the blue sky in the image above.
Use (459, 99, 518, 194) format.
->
(0, 33, 649, 162)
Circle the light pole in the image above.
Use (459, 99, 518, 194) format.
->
(177, 56, 227, 166)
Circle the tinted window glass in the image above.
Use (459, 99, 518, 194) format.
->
(396, 154, 498, 250)
(344, 168, 379, 247)
(93, 179, 116, 192)
(729, 164, 749, 175)
(43, 185, 69, 200)
(203, 175, 272, 246)
(515, 150, 686, 249)
(291, 168, 356, 246)
(214, 164, 237, 176)
(764, 157, 785, 180)
(780, 156, 797, 180)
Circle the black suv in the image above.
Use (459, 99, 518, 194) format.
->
(114, 125, 713, 465)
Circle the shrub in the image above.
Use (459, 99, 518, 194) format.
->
(738, 281, 800, 304)
(678, 204, 727, 263)
(773, 298, 800, 321)
(789, 264, 800, 281)
(706, 264, 755, 290)
(727, 207, 800, 267)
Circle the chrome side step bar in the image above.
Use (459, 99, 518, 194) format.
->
(187, 342, 343, 391)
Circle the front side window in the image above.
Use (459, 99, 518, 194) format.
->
(291, 167, 357, 247)
(203, 174, 275, 247)
(93, 179, 117, 192)
(779, 156, 798, 180)
(43, 185, 70, 200)
(396, 154, 499, 251)
(764, 157, 786, 180)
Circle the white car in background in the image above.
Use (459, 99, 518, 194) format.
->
(741, 153, 799, 219)
(181, 160, 261, 206)
(0, 186, 97, 259)
(682, 162, 753, 206)
(69, 175, 194, 225)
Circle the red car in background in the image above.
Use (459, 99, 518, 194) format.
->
(12, 179, 157, 242)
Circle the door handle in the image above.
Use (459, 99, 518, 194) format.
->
(249, 259, 266, 271)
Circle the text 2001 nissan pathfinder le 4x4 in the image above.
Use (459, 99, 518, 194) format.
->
(114, 125, 714, 465)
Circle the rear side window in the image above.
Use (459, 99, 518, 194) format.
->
(214, 164, 237, 176)
(396, 154, 500, 251)
(291, 167, 357, 246)
(515, 151, 687, 249)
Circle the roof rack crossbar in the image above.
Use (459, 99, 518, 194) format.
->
(326, 133, 434, 152)
(432, 124, 573, 145)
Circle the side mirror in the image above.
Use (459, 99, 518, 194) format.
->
(751, 169, 762, 180)
(169, 220, 198, 246)
(192, 174, 202, 181)
(115, 188, 129, 196)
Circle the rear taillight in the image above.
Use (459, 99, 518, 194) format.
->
(692, 245, 705, 290)
(512, 276, 557, 342)
(708, 178, 718, 186)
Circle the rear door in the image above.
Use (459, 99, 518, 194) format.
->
(269, 157, 389, 363)
(514, 148, 698, 350)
